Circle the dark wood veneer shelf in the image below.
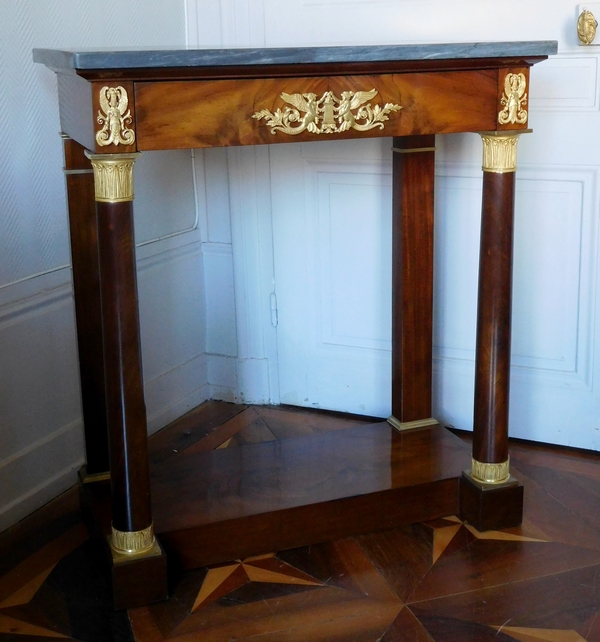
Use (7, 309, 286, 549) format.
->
(84, 418, 470, 570)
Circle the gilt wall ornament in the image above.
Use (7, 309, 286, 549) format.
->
(96, 86, 136, 147)
(578, 9, 598, 45)
(498, 73, 528, 125)
(253, 89, 402, 135)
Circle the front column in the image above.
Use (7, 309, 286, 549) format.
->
(459, 131, 527, 531)
(86, 151, 167, 608)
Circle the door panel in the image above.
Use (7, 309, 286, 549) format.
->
(271, 142, 392, 416)
(187, 0, 600, 449)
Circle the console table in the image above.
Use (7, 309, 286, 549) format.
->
(34, 41, 557, 609)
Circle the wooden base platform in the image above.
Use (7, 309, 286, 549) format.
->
(82, 402, 471, 573)
(5, 428, 600, 640)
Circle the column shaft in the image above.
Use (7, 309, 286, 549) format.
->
(86, 152, 155, 554)
(62, 137, 110, 475)
(471, 131, 525, 484)
(473, 171, 515, 465)
(96, 200, 151, 533)
(389, 135, 437, 430)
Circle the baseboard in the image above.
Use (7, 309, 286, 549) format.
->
(146, 381, 211, 436)
(0, 486, 81, 571)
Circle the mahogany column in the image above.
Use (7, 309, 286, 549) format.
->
(62, 136, 110, 478)
(86, 152, 167, 609)
(460, 131, 526, 531)
(388, 135, 438, 431)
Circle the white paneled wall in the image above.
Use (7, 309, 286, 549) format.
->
(261, 0, 577, 47)
(0, 2, 205, 532)
(188, 0, 600, 450)
(0, 271, 83, 530)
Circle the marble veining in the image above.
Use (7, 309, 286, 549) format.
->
(33, 41, 557, 71)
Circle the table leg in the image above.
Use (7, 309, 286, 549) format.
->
(86, 152, 167, 609)
(388, 135, 438, 431)
(61, 136, 110, 478)
(460, 131, 527, 531)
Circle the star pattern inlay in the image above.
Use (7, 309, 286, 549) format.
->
(192, 553, 323, 611)
(429, 515, 549, 564)
(494, 626, 586, 641)
(0, 560, 69, 638)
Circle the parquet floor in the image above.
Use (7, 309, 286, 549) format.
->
(2, 401, 600, 641)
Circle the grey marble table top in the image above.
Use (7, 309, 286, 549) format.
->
(33, 41, 557, 71)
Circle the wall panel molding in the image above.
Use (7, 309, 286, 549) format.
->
(134, 149, 200, 246)
(136, 240, 207, 416)
(137, 233, 203, 273)
(311, 159, 392, 353)
(530, 53, 599, 111)
(275, 153, 599, 394)
(0, 281, 71, 331)
(203, 243, 237, 357)
(434, 162, 598, 391)
(0, 419, 84, 534)
(0, 419, 80, 472)
(0, 461, 84, 535)
(146, 354, 209, 434)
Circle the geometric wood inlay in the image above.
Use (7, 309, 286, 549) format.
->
(430, 515, 548, 564)
(495, 627, 586, 642)
(463, 524, 548, 542)
(6, 402, 600, 642)
(0, 563, 57, 607)
(192, 554, 323, 612)
(0, 612, 67, 637)
(433, 525, 462, 563)
(243, 563, 321, 586)
(191, 564, 240, 612)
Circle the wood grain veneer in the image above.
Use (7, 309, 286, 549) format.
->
(134, 70, 500, 150)
(391, 135, 436, 424)
(473, 172, 516, 465)
(62, 138, 110, 475)
(149, 422, 469, 569)
(96, 200, 151, 533)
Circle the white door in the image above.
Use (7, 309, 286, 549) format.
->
(271, 140, 393, 417)
(188, 0, 600, 449)
(264, 2, 600, 449)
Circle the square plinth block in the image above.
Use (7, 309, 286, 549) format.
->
(459, 472, 524, 532)
(109, 538, 168, 610)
